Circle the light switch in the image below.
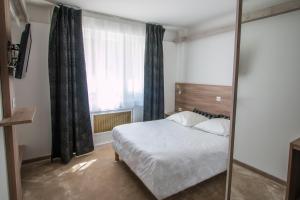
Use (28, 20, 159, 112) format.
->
(216, 96, 222, 102)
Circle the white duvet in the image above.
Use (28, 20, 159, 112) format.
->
(112, 119, 229, 200)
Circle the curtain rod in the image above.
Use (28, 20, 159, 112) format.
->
(43, 0, 181, 30)
(82, 10, 180, 30)
(44, 0, 81, 10)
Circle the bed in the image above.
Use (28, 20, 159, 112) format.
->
(112, 83, 232, 199)
(113, 119, 229, 199)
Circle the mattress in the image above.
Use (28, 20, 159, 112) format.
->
(112, 119, 229, 200)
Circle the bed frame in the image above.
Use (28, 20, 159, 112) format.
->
(175, 83, 232, 116)
(114, 83, 232, 161)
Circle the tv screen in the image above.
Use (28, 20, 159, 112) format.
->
(15, 23, 32, 79)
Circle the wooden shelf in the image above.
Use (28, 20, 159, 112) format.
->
(0, 107, 36, 127)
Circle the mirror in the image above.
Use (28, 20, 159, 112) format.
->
(228, 0, 300, 199)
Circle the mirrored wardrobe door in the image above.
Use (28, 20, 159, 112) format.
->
(228, 0, 300, 200)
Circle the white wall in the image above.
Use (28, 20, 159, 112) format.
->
(186, 13, 235, 37)
(183, 31, 235, 85)
(164, 41, 178, 113)
(175, 13, 235, 86)
(12, 22, 52, 160)
(234, 10, 300, 181)
(0, 84, 9, 200)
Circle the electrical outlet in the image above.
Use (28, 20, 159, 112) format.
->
(216, 96, 222, 102)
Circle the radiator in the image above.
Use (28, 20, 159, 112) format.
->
(93, 111, 132, 133)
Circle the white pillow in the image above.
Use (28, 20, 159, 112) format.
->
(193, 118, 230, 136)
(166, 111, 208, 127)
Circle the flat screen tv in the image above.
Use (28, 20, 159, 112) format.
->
(15, 23, 32, 79)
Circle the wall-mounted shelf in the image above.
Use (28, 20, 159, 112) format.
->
(0, 107, 36, 127)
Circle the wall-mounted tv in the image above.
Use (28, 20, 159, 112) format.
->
(15, 23, 32, 79)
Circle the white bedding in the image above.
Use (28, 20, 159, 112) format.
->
(112, 119, 229, 200)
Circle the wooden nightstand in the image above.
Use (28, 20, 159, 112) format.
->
(286, 137, 300, 200)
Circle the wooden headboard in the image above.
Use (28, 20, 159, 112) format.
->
(175, 83, 232, 116)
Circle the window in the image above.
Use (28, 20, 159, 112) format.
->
(83, 15, 145, 121)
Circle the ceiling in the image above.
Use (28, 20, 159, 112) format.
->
(26, 0, 292, 28)
(27, 0, 236, 27)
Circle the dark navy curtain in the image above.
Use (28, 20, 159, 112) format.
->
(48, 6, 94, 163)
(143, 24, 165, 121)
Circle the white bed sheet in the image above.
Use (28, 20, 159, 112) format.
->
(112, 119, 228, 200)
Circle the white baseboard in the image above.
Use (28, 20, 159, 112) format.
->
(93, 131, 113, 147)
